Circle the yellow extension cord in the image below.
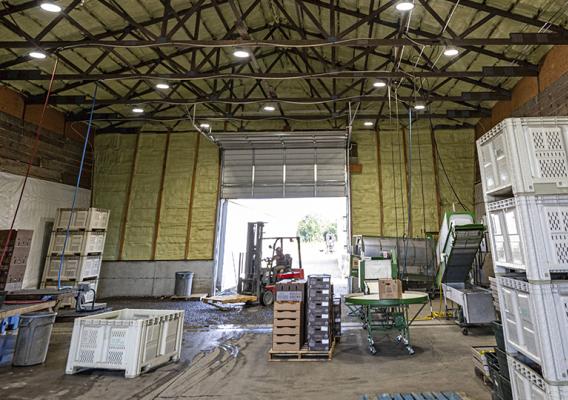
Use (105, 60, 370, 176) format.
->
(416, 285, 453, 321)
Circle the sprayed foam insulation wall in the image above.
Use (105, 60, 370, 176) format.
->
(93, 132, 220, 261)
(154, 133, 198, 260)
(380, 128, 409, 237)
(122, 134, 167, 260)
(92, 134, 137, 260)
(351, 127, 475, 238)
(434, 130, 475, 213)
(350, 131, 381, 236)
(187, 138, 220, 259)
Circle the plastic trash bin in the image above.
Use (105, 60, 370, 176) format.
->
(12, 311, 57, 366)
(174, 271, 194, 297)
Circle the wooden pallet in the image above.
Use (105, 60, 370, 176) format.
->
(268, 338, 336, 362)
(170, 293, 207, 301)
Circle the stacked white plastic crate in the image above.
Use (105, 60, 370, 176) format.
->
(477, 117, 568, 400)
(42, 208, 110, 306)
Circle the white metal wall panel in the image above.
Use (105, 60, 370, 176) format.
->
(221, 147, 346, 199)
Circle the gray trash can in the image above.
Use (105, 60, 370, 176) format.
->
(174, 271, 194, 297)
(12, 311, 57, 366)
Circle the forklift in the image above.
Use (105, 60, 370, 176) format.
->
(237, 222, 304, 306)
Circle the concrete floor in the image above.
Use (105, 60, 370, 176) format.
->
(0, 301, 494, 400)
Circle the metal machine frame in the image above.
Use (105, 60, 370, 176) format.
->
(436, 212, 495, 334)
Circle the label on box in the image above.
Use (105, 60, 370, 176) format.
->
(321, 289, 329, 294)
(322, 339, 329, 344)
(321, 326, 328, 332)
(322, 314, 328, 319)
(276, 291, 303, 302)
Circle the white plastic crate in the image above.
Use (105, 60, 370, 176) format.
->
(66, 309, 184, 378)
(508, 354, 568, 400)
(487, 195, 568, 280)
(43, 255, 102, 281)
(498, 276, 568, 383)
(48, 231, 106, 255)
(477, 117, 568, 199)
(55, 208, 110, 231)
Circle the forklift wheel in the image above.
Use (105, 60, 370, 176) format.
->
(261, 290, 274, 306)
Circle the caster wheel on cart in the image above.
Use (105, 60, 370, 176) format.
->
(406, 346, 415, 355)
(368, 344, 378, 355)
(362, 323, 367, 330)
(395, 335, 403, 343)
(462, 328, 469, 336)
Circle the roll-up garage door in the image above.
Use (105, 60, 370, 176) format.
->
(212, 131, 348, 199)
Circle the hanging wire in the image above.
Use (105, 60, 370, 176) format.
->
(0, 58, 59, 266)
(57, 83, 98, 289)
(428, 116, 470, 212)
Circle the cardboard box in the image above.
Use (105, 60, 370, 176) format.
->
(275, 279, 306, 302)
(378, 279, 402, 299)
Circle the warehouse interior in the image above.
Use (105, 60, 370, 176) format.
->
(1, 1, 568, 399)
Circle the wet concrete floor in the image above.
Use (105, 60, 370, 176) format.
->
(0, 300, 494, 400)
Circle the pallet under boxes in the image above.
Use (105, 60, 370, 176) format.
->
(268, 338, 337, 362)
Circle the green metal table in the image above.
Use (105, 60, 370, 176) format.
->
(345, 292, 429, 355)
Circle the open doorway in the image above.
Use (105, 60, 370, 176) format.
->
(217, 197, 349, 295)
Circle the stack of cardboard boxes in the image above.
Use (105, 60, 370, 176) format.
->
(0, 230, 33, 291)
(272, 280, 306, 351)
(307, 275, 332, 351)
(271, 275, 341, 353)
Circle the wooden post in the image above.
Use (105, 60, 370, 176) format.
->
(401, 127, 411, 238)
(211, 146, 222, 260)
(151, 132, 170, 260)
(430, 129, 443, 228)
(118, 133, 140, 260)
(184, 133, 201, 260)
(375, 129, 384, 236)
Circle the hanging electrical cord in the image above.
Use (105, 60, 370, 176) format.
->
(57, 83, 98, 290)
(428, 116, 470, 212)
(0, 58, 59, 267)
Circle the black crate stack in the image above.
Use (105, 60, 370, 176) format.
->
(307, 274, 332, 351)
(332, 297, 341, 339)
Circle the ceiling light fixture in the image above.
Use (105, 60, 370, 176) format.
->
(29, 51, 47, 59)
(364, 121, 374, 127)
(233, 49, 250, 58)
(414, 103, 426, 111)
(132, 107, 144, 113)
(395, 1, 415, 11)
(263, 104, 276, 112)
(156, 83, 170, 90)
(444, 47, 459, 57)
(373, 80, 386, 88)
(40, 2, 62, 12)
(199, 123, 211, 129)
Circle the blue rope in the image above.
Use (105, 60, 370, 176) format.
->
(57, 84, 98, 290)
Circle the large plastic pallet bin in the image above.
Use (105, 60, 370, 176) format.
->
(66, 309, 184, 378)
(55, 208, 110, 231)
(498, 276, 568, 383)
(477, 117, 568, 199)
(486, 195, 568, 281)
(508, 354, 568, 400)
(48, 231, 106, 256)
(43, 255, 102, 281)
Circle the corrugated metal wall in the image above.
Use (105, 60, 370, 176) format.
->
(351, 127, 475, 238)
(93, 132, 220, 261)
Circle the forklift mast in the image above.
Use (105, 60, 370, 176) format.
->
(238, 222, 264, 298)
